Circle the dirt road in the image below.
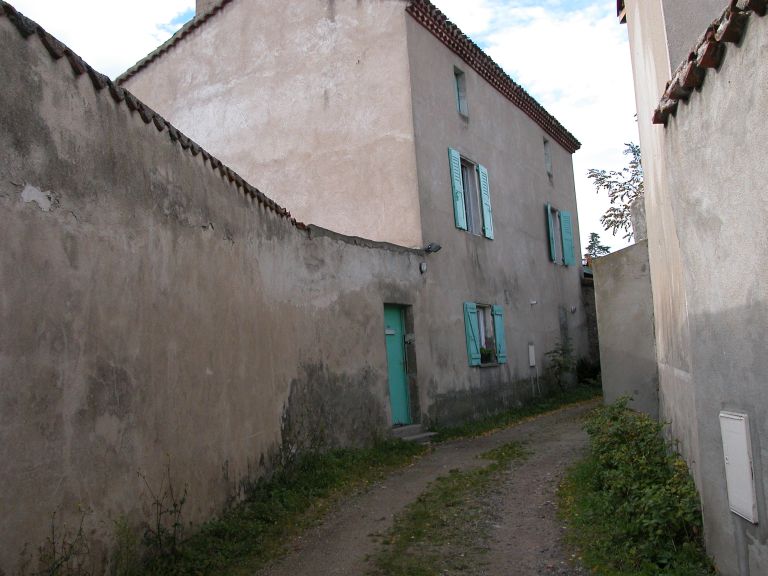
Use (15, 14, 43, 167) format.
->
(257, 401, 596, 576)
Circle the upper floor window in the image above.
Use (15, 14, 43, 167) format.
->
(544, 138, 553, 181)
(546, 203, 575, 266)
(454, 67, 468, 117)
(448, 148, 494, 239)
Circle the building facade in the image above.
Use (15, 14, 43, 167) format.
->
(120, 0, 590, 423)
(619, 1, 768, 573)
(0, 0, 589, 570)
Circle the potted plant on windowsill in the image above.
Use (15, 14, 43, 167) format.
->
(480, 347, 495, 365)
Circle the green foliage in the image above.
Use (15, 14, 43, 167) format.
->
(586, 232, 611, 258)
(587, 142, 644, 241)
(431, 384, 600, 442)
(545, 337, 575, 391)
(559, 400, 714, 575)
(111, 518, 142, 576)
(370, 442, 528, 576)
(142, 440, 425, 575)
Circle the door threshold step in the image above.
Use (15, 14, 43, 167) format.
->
(401, 431, 437, 444)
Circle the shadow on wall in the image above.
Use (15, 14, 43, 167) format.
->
(280, 362, 387, 461)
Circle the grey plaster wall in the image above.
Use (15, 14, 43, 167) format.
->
(624, 1, 768, 573)
(124, 0, 424, 249)
(593, 241, 658, 417)
(661, 12, 768, 573)
(404, 15, 589, 420)
(0, 19, 425, 572)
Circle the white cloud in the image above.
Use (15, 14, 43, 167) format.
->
(433, 0, 639, 252)
(8, 0, 194, 78)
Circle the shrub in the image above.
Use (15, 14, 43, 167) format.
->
(566, 399, 713, 574)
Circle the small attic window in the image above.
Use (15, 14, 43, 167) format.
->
(454, 67, 468, 117)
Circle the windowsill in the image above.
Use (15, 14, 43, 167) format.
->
(478, 362, 499, 368)
(458, 112, 469, 122)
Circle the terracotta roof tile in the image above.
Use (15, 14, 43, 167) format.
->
(407, 0, 580, 153)
(0, 0, 307, 230)
(653, 0, 765, 126)
(117, 0, 580, 154)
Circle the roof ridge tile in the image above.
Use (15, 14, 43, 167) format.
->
(653, 1, 764, 126)
(0, 0, 307, 230)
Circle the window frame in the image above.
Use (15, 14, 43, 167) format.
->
(461, 159, 483, 236)
(454, 66, 469, 117)
(543, 138, 553, 182)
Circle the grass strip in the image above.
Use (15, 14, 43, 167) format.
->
(142, 440, 426, 576)
(431, 383, 601, 442)
(369, 442, 529, 576)
(558, 400, 715, 576)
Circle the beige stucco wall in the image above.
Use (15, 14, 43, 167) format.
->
(593, 241, 658, 417)
(123, 0, 423, 248)
(404, 15, 589, 420)
(0, 18, 425, 572)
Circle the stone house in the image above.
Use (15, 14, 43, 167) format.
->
(120, 0, 590, 426)
(614, 1, 768, 573)
(0, 0, 588, 570)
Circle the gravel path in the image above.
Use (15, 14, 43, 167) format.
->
(257, 401, 596, 576)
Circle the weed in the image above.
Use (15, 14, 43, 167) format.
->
(431, 384, 600, 442)
(141, 439, 425, 575)
(559, 399, 715, 575)
(19, 512, 92, 576)
(370, 441, 528, 576)
(110, 517, 141, 576)
(139, 460, 188, 561)
(545, 337, 575, 391)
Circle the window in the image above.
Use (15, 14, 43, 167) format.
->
(546, 203, 575, 266)
(464, 302, 508, 367)
(448, 148, 494, 239)
(454, 67, 468, 117)
(543, 138, 553, 181)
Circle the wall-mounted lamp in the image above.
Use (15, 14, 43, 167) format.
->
(419, 262, 428, 274)
(423, 242, 442, 254)
(529, 300, 538, 306)
(571, 305, 578, 314)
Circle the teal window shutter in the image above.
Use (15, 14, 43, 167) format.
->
(546, 203, 556, 262)
(477, 165, 494, 239)
(449, 148, 468, 230)
(560, 210, 575, 266)
(492, 305, 508, 364)
(463, 302, 481, 366)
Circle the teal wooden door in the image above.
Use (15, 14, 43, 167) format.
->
(384, 306, 411, 425)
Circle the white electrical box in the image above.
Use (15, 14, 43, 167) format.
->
(528, 344, 536, 368)
(719, 411, 758, 524)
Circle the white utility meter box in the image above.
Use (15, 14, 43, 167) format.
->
(719, 411, 758, 524)
(528, 344, 536, 368)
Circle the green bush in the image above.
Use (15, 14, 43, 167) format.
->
(565, 399, 713, 575)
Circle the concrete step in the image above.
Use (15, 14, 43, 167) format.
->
(391, 424, 437, 444)
(391, 424, 423, 439)
(401, 431, 437, 444)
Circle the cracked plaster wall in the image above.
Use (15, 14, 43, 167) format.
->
(0, 16, 424, 572)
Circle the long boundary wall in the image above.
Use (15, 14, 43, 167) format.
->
(0, 9, 424, 570)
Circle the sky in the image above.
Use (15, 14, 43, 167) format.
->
(9, 0, 638, 252)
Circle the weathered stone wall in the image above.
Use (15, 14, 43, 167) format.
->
(624, 1, 768, 573)
(593, 241, 658, 417)
(0, 13, 424, 571)
(661, 11, 768, 573)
